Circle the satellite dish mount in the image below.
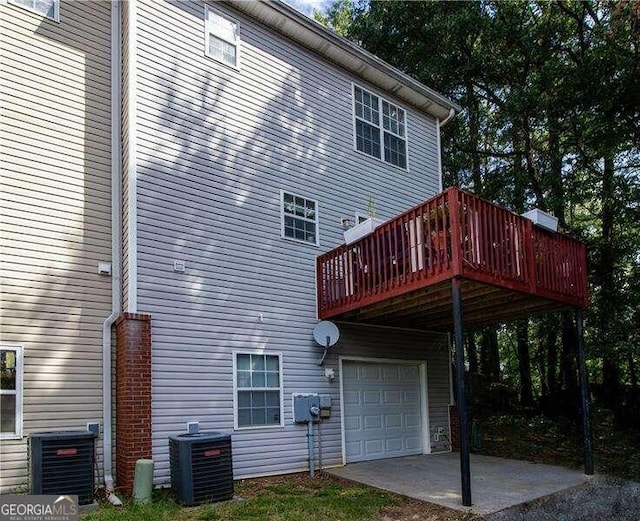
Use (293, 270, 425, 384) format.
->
(312, 321, 340, 366)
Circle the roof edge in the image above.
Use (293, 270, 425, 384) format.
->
(227, 0, 462, 120)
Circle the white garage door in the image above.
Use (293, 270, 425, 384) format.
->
(342, 360, 424, 463)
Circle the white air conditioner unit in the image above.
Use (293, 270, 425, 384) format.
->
(522, 209, 558, 232)
(343, 217, 385, 244)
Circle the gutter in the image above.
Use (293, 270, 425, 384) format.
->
(102, 0, 122, 505)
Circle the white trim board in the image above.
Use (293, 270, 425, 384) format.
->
(0, 345, 24, 440)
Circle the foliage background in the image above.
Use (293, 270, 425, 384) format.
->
(316, 0, 640, 426)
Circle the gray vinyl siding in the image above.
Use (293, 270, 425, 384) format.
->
(120, 0, 131, 309)
(0, 0, 111, 491)
(132, 0, 444, 483)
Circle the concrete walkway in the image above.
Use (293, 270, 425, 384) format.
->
(326, 452, 589, 515)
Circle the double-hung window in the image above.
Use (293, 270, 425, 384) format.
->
(1, 346, 23, 439)
(281, 191, 319, 246)
(205, 6, 240, 68)
(354, 85, 407, 169)
(8, 0, 59, 21)
(235, 353, 283, 429)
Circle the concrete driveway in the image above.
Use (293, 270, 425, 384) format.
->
(326, 452, 590, 515)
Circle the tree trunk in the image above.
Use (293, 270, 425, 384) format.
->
(480, 328, 500, 382)
(517, 319, 534, 407)
(466, 331, 479, 374)
(546, 324, 558, 396)
(465, 80, 483, 195)
(547, 108, 566, 227)
(521, 116, 545, 205)
(630, 353, 638, 393)
(602, 356, 621, 408)
(560, 312, 577, 394)
(599, 154, 620, 408)
(537, 334, 548, 398)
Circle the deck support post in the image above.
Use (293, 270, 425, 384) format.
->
(576, 309, 594, 475)
(452, 278, 472, 506)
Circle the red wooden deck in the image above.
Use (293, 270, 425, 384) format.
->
(316, 188, 588, 330)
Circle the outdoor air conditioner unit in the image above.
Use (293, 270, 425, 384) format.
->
(521, 208, 559, 232)
(169, 432, 233, 506)
(29, 431, 97, 506)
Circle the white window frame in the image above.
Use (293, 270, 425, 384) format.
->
(355, 211, 369, 225)
(232, 351, 284, 431)
(0, 345, 24, 440)
(8, 0, 59, 22)
(280, 190, 320, 247)
(352, 83, 409, 170)
(204, 5, 241, 70)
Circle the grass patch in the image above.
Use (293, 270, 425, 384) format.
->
(81, 473, 475, 521)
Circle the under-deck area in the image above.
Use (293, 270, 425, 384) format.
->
(317, 187, 591, 507)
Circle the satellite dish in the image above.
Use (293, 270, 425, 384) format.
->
(313, 321, 340, 347)
(313, 321, 340, 366)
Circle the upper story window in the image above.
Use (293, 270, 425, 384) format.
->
(205, 6, 240, 69)
(354, 85, 407, 169)
(8, 0, 59, 21)
(1, 346, 23, 439)
(235, 353, 283, 429)
(281, 191, 319, 246)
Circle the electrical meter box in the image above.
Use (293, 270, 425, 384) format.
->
(292, 394, 320, 423)
(319, 394, 332, 419)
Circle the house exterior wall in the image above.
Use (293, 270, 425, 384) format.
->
(0, 0, 112, 491)
(128, 0, 449, 483)
(121, 0, 132, 311)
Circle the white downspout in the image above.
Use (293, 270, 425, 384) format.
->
(436, 108, 455, 193)
(103, 0, 122, 505)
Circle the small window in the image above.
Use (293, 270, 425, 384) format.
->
(354, 85, 407, 169)
(355, 212, 369, 225)
(205, 6, 240, 68)
(235, 353, 282, 429)
(1, 346, 23, 439)
(281, 191, 319, 246)
(8, 0, 59, 21)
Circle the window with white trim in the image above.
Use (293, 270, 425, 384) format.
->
(8, 0, 58, 20)
(355, 212, 369, 225)
(205, 6, 240, 68)
(354, 85, 407, 169)
(1, 346, 23, 439)
(235, 353, 282, 428)
(281, 192, 319, 245)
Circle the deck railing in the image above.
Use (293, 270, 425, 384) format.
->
(317, 188, 588, 319)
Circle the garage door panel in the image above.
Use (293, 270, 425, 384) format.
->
(363, 414, 382, 430)
(344, 416, 360, 431)
(406, 436, 422, 450)
(383, 390, 402, 404)
(343, 389, 360, 405)
(385, 413, 402, 428)
(343, 360, 424, 463)
(362, 365, 380, 380)
(345, 440, 361, 458)
(404, 390, 419, 404)
(363, 390, 381, 404)
(385, 438, 403, 452)
(401, 366, 419, 379)
(405, 413, 421, 428)
(382, 366, 400, 380)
